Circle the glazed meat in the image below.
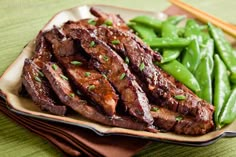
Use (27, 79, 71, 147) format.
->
(89, 26, 214, 123)
(22, 59, 66, 115)
(150, 106, 214, 135)
(42, 62, 151, 131)
(66, 28, 154, 125)
(44, 28, 119, 116)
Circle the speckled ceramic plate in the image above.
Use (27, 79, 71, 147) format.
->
(0, 4, 236, 146)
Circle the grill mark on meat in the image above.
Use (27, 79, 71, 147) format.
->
(44, 28, 119, 116)
(42, 62, 152, 131)
(91, 27, 214, 123)
(22, 59, 67, 115)
(66, 28, 154, 125)
(151, 105, 214, 135)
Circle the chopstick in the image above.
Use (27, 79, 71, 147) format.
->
(169, 0, 236, 38)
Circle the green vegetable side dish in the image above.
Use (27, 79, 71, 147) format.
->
(130, 15, 162, 31)
(209, 23, 236, 76)
(144, 38, 191, 48)
(161, 21, 181, 63)
(219, 88, 236, 127)
(129, 15, 236, 129)
(156, 60, 200, 93)
(213, 54, 231, 129)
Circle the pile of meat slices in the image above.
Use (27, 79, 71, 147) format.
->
(21, 7, 215, 135)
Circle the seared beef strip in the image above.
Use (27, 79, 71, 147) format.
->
(66, 28, 154, 125)
(42, 62, 152, 131)
(90, 26, 214, 123)
(44, 28, 119, 116)
(22, 59, 66, 115)
(150, 106, 214, 135)
(90, 7, 129, 31)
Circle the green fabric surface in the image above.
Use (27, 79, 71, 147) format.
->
(0, 0, 236, 156)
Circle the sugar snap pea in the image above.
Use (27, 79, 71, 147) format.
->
(182, 39, 201, 73)
(161, 21, 181, 63)
(208, 23, 236, 76)
(130, 15, 162, 31)
(213, 54, 231, 128)
(195, 57, 212, 103)
(156, 60, 200, 92)
(166, 15, 186, 25)
(128, 22, 157, 39)
(219, 88, 236, 127)
(144, 37, 190, 48)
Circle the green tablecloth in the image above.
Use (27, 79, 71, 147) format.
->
(0, 0, 236, 156)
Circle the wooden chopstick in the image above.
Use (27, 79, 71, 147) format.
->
(169, 0, 236, 38)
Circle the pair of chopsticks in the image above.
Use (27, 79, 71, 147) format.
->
(169, 0, 236, 38)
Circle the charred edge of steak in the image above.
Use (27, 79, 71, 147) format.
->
(44, 28, 119, 116)
(89, 7, 129, 31)
(92, 26, 214, 122)
(150, 105, 214, 135)
(42, 61, 153, 132)
(66, 27, 154, 125)
(22, 59, 67, 115)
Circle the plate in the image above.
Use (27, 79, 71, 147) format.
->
(0, 4, 236, 146)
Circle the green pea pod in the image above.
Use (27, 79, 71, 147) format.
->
(184, 19, 202, 44)
(230, 73, 236, 84)
(182, 39, 201, 73)
(166, 15, 186, 25)
(128, 22, 157, 39)
(208, 23, 236, 76)
(144, 38, 190, 48)
(200, 32, 210, 45)
(157, 60, 200, 93)
(213, 54, 231, 129)
(161, 21, 181, 63)
(130, 16, 162, 31)
(177, 27, 185, 37)
(195, 57, 212, 103)
(219, 88, 236, 127)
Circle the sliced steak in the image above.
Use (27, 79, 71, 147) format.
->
(66, 28, 153, 125)
(90, 7, 129, 31)
(22, 59, 67, 115)
(91, 26, 214, 123)
(58, 54, 119, 116)
(44, 28, 119, 116)
(150, 105, 214, 135)
(42, 62, 152, 131)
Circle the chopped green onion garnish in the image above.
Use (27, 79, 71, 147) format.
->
(102, 74, 107, 79)
(174, 95, 186, 100)
(175, 115, 183, 121)
(104, 20, 113, 26)
(60, 74, 68, 81)
(70, 61, 82, 65)
(69, 93, 75, 98)
(125, 57, 129, 64)
(139, 62, 145, 71)
(84, 72, 91, 77)
(88, 85, 95, 91)
(88, 19, 96, 25)
(52, 64, 58, 70)
(76, 90, 82, 96)
(151, 107, 159, 112)
(38, 71, 44, 77)
(90, 41, 96, 47)
(119, 73, 126, 80)
(103, 55, 109, 62)
(111, 39, 120, 45)
(34, 76, 41, 82)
